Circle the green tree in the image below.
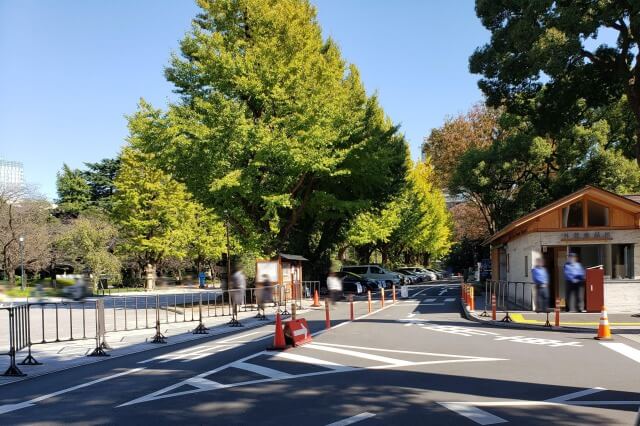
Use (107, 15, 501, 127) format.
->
(188, 206, 226, 274)
(82, 158, 121, 211)
(56, 164, 91, 215)
(126, 0, 408, 268)
(470, 1, 640, 163)
(59, 214, 121, 291)
(112, 147, 198, 288)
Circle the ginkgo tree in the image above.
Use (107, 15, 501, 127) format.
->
(126, 0, 408, 264)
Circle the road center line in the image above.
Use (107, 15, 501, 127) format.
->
(0, 367, 145, 415)
(600, 342, 640, 364)
(326, 412, 376, 426)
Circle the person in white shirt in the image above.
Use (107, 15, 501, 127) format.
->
(326, 271, 343, 304)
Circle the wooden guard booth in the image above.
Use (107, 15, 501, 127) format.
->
(256, 253, 308, 301)
(486, 186, 640, 313)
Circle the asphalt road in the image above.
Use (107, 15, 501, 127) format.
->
(1, 282, 639, 425)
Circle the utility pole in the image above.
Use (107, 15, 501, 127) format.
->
(19, 236, 25, 291)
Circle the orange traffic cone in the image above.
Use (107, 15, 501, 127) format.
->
(268, 312, 287, 350)
(311, 289, 321, 307)
(595, 306, 613, 340)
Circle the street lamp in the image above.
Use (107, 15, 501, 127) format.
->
(19, 236, 25, 291)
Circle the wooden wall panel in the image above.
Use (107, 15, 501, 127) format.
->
(610, 207, 635, 227)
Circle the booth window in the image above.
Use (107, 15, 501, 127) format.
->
(587, 201, 609, 227)
(611, 244, 634, 279)
(562, 201, 583, 228)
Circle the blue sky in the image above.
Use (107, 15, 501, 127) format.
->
(0, 0, 488, 199)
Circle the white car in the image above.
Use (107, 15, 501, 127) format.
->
(340, 265, 402, 288)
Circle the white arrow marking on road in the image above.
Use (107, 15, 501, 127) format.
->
(293, 323, 308, 337)
(438, 289, 447, 295)
(326, 412, 376, 426)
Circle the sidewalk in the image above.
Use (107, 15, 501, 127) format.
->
(465, 294, 640, 331)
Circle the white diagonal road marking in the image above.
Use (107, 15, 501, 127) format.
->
(600, 342, 640, 364)
(326, 412, 376, 426)
(439, 403, 507, 425)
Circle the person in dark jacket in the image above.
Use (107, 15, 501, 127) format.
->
(532, 258, 549, 312)
(564, 253, 586, 312)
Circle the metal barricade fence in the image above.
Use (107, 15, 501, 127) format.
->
(1, 304, 38, 377)
(2, 283, 319, 374)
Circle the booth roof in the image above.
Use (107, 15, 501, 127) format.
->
(279, 253, 308, 261)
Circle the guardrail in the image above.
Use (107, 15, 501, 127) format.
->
(486, 280, 535, 314)
(1, 282, 318, 376)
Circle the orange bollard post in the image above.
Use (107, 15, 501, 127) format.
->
(311, 289, 321, 307)
(325, 298, 331, 329)
(555, 298, 560, 327)
(392, 285, 397, 303)
(469, 286, 475, 311)
(381, 287, 385, 308)
(349, 294, 354, 321)
(491, 294, 497, 320)
(367, 290, 372, 313)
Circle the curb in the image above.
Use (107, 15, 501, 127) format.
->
(459, 300, 595, 334)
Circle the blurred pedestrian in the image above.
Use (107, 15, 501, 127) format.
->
(532, 258, 549, 312)
(564, 252, 586, 312)
(255, 274, 272, 320)
(327, 271, 342, 304)
(230, 264, 247, 322)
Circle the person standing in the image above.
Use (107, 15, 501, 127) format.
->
(230, 265, 247, 321)
(531, 258, 549, 313)
(326, 271, 343, 305)
(563, 253, 586, 312)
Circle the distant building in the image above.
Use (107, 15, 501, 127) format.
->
(0, 158, 25, 193)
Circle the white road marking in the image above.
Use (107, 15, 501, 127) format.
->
(311, 342, 500, 360)
(233, 361, 293, 379)
(218, 330, 263, 343)
(600, 342, 640, 364)
(423, 298, 436, 302)
(444, 298, 455, 302)
(442, 388, 640, 424)
(119, 346, 504, 407)
(546, 387, 605, 403)
(439, 403, 507, 425)
(273, 351, 351, 370)
(326, 412, 376, 426)
(0, 368, 145, 415)
(305, 343, 411, 366)
(438, 289, 447, 295)
(407, 313, 416, 318)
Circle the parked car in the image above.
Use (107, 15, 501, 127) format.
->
(395, 268, 423, 284)
(336, 271, 379, 294)
(425, 268, 444, 280)
(392, 270, 414, 284)
(400, 267, 436, 281)
(340, 265, 401, 287)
